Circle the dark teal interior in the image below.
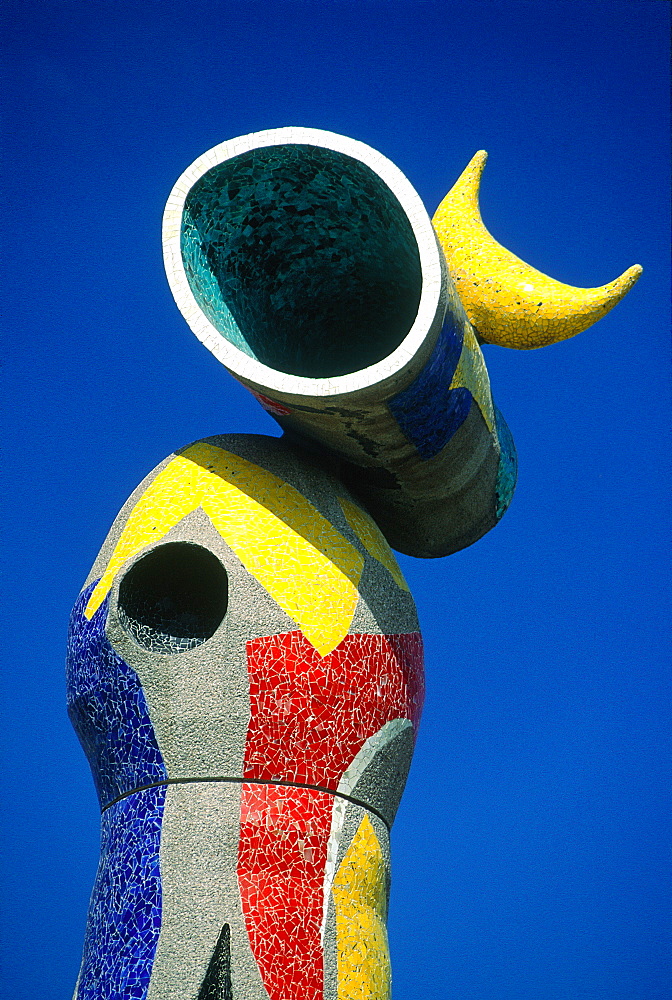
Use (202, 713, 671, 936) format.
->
(181, 144, 422, 378)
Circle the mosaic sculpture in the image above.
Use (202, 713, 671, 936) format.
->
(67, 128, 640, 1000)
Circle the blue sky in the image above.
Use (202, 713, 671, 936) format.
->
(2, 2, 670, 997)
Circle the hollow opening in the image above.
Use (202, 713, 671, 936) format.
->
(181, 144, 423, 378)
(117, 543, 228, 654)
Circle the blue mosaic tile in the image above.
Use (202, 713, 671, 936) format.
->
(494, 406, 518, 519)
(181, 144, 422, 378)
(66, 581, 167, 808)
(388, 313, 471, 460)
(75, 787, 165, 1000)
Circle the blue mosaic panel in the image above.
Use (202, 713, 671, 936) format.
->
(181, 144, 422, 378)
(494, 406, 518, 519)
(75, 787, 165, 1000)
(388, 313, 471, 460)
(67, 581, 167, 808)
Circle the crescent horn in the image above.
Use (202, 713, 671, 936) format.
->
(432, 150, 642, 349)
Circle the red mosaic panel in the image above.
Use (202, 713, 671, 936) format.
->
(244, 631, 424, 788)
(238, 783, 332, 1000)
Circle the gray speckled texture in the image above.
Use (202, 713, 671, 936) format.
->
(346, 402, 501, 557)
(345, 722, 416, 828)
(147, 783, 270, 1000)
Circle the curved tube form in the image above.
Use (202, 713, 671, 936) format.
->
(163, 128, 516, 557)
(432, 150, 642, 349)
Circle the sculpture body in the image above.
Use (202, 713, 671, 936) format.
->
(68, 128, 640, 998)
(68, 435, 422, 999)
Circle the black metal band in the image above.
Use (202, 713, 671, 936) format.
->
(101, 775, 390, 830)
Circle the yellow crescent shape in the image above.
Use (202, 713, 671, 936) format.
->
(432, 150, 642, 349)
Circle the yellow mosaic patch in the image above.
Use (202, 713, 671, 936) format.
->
(432, 150, 642, 349)
(333, 814, 391, 1000)
(85, 442, 364, 656)
(338, 497, 409, 592)
(449, 322, 495, 433)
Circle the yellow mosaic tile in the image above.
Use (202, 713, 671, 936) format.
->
(85, 442, 364, 656)
(432, 150, 642, 349)
(333, 814, 391, 1000)
(449, 321, 495, 433)
(338, 497, 409, 592)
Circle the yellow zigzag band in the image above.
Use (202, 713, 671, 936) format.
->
(338, 496, 409, 592)
(85, 442, 364, 657)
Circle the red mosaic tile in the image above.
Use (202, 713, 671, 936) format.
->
(244, 631, 424, 788)
(238, 783, 332, 1000)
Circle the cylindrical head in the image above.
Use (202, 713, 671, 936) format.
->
(163, 127, 447, 400)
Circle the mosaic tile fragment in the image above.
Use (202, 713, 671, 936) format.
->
(333, 814, 391, 1000)
(74, 787, 165, 1000)
(244, 630, 424, 794)
(66, 582, 166, 808)
(238, 784, 332, 1000)
(338, 496, 409, 592)
(388, 313, 472, 460)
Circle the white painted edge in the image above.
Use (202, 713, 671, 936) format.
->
(162, 127, 444, 399)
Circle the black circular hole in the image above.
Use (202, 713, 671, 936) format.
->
(117, 542, 228, 654)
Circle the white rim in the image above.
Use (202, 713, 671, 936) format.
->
(162, 127, 444, 398)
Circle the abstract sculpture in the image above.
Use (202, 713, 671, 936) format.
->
(67, 128, 640, 999)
